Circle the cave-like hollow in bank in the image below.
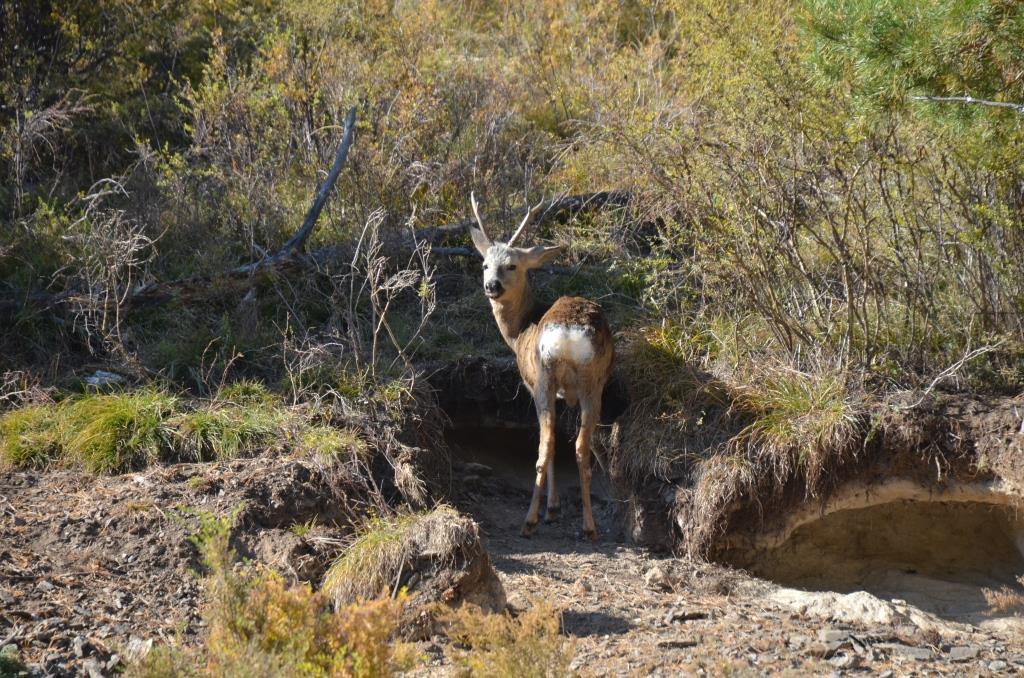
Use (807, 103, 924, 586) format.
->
(716, 480, 1024, 626)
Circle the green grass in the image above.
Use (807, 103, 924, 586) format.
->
(0, 644, 29, 677)
(323, 513, 416, 602)
(296, 424, 367, 464)
(0, 404, 63, 469)
(731, 366, 862, 489)
(176, 403, 283, 462)
(0, 385, 323, 474)
(61, 389, 180, 473)
(323, 506, 471, 604)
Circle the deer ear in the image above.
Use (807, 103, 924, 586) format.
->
(467, 222, 492, 256)
(523, 245, 564, 268)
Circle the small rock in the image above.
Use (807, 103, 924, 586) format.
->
(876, 642, 933, 661)
(106, 653, 121, 671)
(828, 653, 861, 670)
(73, 636, 92, 658)
(644, 565, 672, 591)
(818, 629, 851, 643)
(657, 637, 701, 649)
(989, 660, 1009, 672)
(806, 640, 845, 659)
(37, 580, 55, 592)
(664, 609, 708, 624)
(83, 658, 106, 678)
(84, 370, 124, 387)
(878, 671, 894, 678)
(463, 462, 493, 476)
(948, 645, 980, 662)
(788, 635, 810, 649)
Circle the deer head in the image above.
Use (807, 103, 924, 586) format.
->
(467, 192, 563, 302)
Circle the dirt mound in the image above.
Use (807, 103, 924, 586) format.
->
(0, 454, 375, 677)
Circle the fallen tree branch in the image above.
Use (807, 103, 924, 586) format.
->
(280, 106, 357, 255)
(911, 95, 1024, 115)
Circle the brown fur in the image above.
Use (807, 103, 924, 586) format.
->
(467, 205, 615, 540)
(513, 297, 614, 402)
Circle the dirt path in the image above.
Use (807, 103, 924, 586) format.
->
(436, 433, 1024, 676)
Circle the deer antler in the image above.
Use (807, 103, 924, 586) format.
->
(470, 191, 487, 235)
(507, 198, 545, 247)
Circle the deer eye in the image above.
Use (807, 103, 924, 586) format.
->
(507, 265, 517, 271)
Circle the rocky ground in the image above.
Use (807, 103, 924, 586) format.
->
(0, 454, 360, 677)
(2, 436, 1024, 677)
(425, 432, 1024, 677)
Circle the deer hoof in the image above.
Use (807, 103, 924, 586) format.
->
(520, 521, 537, 537)
(543, 505, 560, 523)
(582, 528, 598, 542)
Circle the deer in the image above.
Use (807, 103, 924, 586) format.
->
(466, 193, 614, 541)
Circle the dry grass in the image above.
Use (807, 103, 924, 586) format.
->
(610, 319, 866, 556)
(129, 510, 411, 678)
(323, 505, 475, 604)
(443, 600, 575, 678)
(983, 576, 1024, 615)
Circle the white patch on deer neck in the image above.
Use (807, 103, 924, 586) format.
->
(538, 324, 595, 365)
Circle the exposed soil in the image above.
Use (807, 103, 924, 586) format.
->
(420, 426, 1024, 676)
(4, 423, 1024, 676)
(0, 454, 364, 677)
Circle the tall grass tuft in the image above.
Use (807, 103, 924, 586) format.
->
(62, 389, 179, 473)
(0, 404, 63, 469)
(175, 403, 282, 462)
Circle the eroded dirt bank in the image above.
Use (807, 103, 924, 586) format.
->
(414, 427, 1024, 676)
(4, 386, 1024, 676)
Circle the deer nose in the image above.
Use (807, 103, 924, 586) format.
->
(484, 280, 503, 297)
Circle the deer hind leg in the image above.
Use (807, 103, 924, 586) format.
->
(544, 458, 560, 522)
(576, 394, 600, 541)
(523, 382, 557, 537)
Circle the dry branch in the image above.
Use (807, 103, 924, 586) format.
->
(911, 95, 1024, 115)
(280, 106, 357, 255)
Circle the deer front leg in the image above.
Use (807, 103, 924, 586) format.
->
(523, 387, 557, 537)
(576, 396, 600, 541)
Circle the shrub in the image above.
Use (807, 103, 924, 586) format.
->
(129, 510, 409, 678)
(444, 601, 575, 678)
